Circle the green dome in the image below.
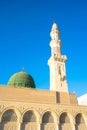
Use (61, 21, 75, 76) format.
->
(7, 71, 35, 88)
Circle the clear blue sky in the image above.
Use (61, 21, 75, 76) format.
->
(0, 0, 87, 97)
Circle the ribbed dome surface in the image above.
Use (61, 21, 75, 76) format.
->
(7, 71, 35, 88)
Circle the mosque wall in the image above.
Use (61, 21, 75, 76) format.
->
(0, 100, 87, 130)
(0, 86, 77, 105)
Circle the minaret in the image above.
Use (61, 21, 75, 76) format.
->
(48, 22, 68, 92)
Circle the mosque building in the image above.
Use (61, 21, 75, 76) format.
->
(0, 22, 87, 130)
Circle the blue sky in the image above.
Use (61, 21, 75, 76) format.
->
(0, 0, 87, 97)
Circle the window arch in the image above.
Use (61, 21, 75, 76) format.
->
(23, 110, 36, 122)
(76, 113, 85, 124)
(1, 109, 18, 122)
(42, 111, 54, 123)
(60, 112, 70, 123)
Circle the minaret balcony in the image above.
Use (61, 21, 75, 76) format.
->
(53, 54, 67, 62)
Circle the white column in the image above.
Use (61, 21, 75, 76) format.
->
(18, 122, 21, 130)
(38, 123, 41, 130)
(57, 124, 59, 130)
(72, 124, 75, 130)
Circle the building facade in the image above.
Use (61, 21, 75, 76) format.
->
(0, 23, 87, 130)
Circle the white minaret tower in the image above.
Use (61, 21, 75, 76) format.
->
(48, 22, 68, 92)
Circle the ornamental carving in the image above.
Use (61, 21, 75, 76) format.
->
(0, 105, 5, 111)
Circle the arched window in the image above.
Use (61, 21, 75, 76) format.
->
(42, 111, 54, 123)
(76, 114, 85, 124)
(1, 109, 17, 122)
(60, 113, 70, 123)
(23, 110, 36, 122)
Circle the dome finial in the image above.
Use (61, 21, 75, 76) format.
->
(22, 67, 24, 72)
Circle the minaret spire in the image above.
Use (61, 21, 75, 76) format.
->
(48, 22, 68, 92)
(50, 22, 61, 57)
